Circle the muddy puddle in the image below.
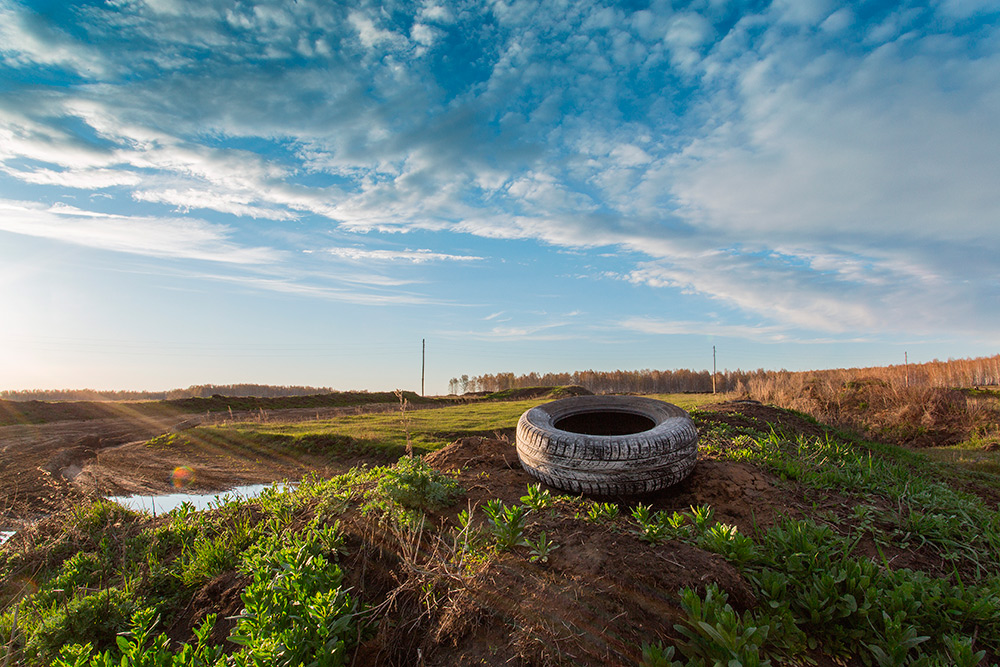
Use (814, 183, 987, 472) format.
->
(107, 482, 293, 514)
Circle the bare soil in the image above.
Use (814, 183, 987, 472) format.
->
(394, 436, 763, 665)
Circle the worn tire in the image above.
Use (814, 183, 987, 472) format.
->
(516, 395, 698, 495)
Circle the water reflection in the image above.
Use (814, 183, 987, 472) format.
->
(107, 483, 291, 514)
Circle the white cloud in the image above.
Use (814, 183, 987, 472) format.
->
(609, 144, 652, 168)
(664, 12, 713, 70)
(769, 0, 834, 26)
(625, 258, 882, 333)
(419, 4, 453, 24)
(410, 23, 439, 47)
(3, 166, 142, 189)
(0, 199, 279, 264)
(0, 1, 108, 76)
(620, 317, 790, 342)
(458, 321, 577, 342)
(132, 188, 298, 220)
(820, 9, 853, 33)
(348, 10, 406, 50)
(938, 0, 998, 18)
(186, 272, 435, 306)
(326, 247, 484, 263)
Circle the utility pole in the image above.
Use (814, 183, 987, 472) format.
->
(712, 345, 717, 394)
(421, 339, 426, 397)
(905, 351, 909, 388)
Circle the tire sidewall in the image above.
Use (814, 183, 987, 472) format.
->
(515, 395, 698, 495)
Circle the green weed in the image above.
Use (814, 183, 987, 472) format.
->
(673, 584, 770, 666)
(482, 500, 528, 550)
(376, 456, 462, 511)
(524, 531, 559, 563)
(638, 642, 683, 667)
(232, 527, 356, 666)
(25, 587, 144, 662)
(519, 483, 554, 511)
(582, 501, 620, 523)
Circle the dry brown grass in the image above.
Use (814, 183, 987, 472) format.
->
(739, 370, 1000, 448)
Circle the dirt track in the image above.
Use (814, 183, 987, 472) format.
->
(0, 403, 406, 532)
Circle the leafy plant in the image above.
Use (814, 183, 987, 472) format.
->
(630, 505, 689, 544)
(232, 527, 357, 667)
(180, 509, 256, 588)
(866, 612, 930, 667)
(520, 483, 554, 511)
(53, 608, 225, 667)
(25, 587, 143, 662)
(941, 634, 988, 667)
(584, 501, 620, 523)
(35, 551, 103, 606)
(673, 584, 771, 666)
(698, 522, 757, 567)
(482, 499, 528, 550)
(524, 531, 559, 563)
(639, 642, 683, 667)
(631, 504, 671, 543)
(377, 456, 462, 511)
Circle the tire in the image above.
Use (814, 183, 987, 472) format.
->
(515, 395, 698, 495)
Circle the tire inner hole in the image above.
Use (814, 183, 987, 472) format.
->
(554, 411, 656, 436)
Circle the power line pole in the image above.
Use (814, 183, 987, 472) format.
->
(421, 339, 426, 397)
(712, 345, 717, 394)
(905, 351, 909, 388)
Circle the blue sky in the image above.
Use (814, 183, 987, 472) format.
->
(1, 0, 998, 393)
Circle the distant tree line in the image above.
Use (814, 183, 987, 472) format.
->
(448, 369, 718, 395)
(448, 354, 1000, 395)
(0, 384, 336, 402)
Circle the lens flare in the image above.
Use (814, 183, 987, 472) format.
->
(171, 466, 195, 489)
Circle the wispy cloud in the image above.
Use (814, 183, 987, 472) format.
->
(0, 200, 279, 264)
(620, 317, 797, 343)
(447, 311, 585, 342)
(326, 247, 484, 263)
(0, 1, 109, 76)
(183, 271, 438, 306)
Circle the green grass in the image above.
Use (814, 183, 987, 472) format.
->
(208, 398, 546, 456)
(213, 393, 725, 456)
(642, 393, 730, 410)
(0, 391, 442, 426)
(924, 442, 1000, 476)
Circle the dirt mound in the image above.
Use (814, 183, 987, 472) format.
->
(0, 399, 117, 426)
(487, 385, 593, 401)
(697, 400, 827, 440)
(646, 459, 801, 534)
(424, 436, 521, 473)
(419, 535, 752, 666)
(356, 434, 772, 665)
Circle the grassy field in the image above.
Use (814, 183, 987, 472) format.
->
(0, 391, 439, 427)
(210, 393, 729, 457)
